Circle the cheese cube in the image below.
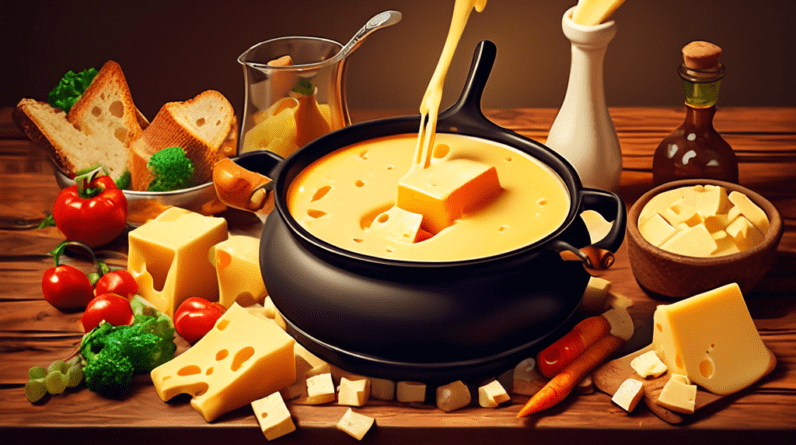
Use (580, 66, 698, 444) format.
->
(581, 276, 612, 313)
(436, 380, 471, 412)
(656, 376, 697, 414)
(702, 213, 730, 234)
(478, 380, 510, 408)
(711, 230, 741, 257)
(639, 188, 686, 225)
(652, 283, 776, 395)
(368, 206, 427, 243)
(728, 191, 769, 234)
(338, 377, 371, 407)
(369, 377, 396, 401)
(725, 215, 765, 252)
(244, 299, 286, 331)
(251, 392, 295, 440)
(210, 235, 267, 309)
(659, 223, 717, 257)
(611, 378, 644, 413)
(682, 185, 731, 218)
(511, 357, 545, 396)
(336, 408, 374, 441)
(669, 373, 691, 385)
(638, 212, 677, 247)
(661, 198, 703, 228)
(301, 373, 336, 405)
(396, 381, 426, 403)
(397, 158, 501, 234)
(280, 343, 323, 401)
(150, 303, 295, 422)
(128, 207, 228, 317)
(630, 350, 668, 378)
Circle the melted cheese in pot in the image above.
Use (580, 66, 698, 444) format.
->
(287, 133, 570, 262)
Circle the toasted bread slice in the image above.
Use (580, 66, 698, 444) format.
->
(129, 90, 235, 190)
(13, 60, 143, 181)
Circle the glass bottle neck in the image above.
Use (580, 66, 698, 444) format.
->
(679, 64, 724, 107)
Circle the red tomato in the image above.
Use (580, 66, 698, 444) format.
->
(53, 175, 128, 248)
(81, 293, 135, 332)
(95, 270, 139, 299)
(42, 264, 94, 311)
(174, 297, 226, 344)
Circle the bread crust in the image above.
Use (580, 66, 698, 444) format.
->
(12, 99, 77, 175)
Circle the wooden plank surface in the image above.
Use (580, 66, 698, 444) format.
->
(1, 107, 795, 444)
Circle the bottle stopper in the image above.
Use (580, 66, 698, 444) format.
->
(682, 41, 722, 70)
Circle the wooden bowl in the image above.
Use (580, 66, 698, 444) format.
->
(627, 179, 783, 299)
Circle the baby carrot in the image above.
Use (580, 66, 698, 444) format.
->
(536, 313, 612, 378)
(518, 334, 625, 418)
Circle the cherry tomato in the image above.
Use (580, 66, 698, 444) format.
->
(81, 293, 135, 332)
(174, 297, 226, 343)
(95, 270, 138, 299)
(41, 264, 94, 311)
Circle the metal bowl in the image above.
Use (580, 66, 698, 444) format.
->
(54, 169, 226, 227)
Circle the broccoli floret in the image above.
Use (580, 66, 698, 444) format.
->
(78, 306, 176, 396)
(47, 68, 98, 113)
(114, 170, 131, 190)
(147, 146, 195, 192)
(83, 347, 134, 397)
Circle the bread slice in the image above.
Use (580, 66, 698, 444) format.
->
(129, 90, 234, 190)
(12, 60, 143, 181)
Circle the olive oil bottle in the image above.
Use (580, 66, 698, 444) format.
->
(652, 41, 738, 186)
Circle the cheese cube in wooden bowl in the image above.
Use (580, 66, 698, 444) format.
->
(627, 179, 782, 299)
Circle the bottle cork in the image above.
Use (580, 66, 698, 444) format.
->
(682, 41, 722, 70)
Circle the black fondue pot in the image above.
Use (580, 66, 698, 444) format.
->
(221, 41, 626, 382)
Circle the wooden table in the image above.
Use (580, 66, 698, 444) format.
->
(1, 107, 795, 444)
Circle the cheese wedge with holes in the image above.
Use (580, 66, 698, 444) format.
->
(397, 158, 501, 234)
(251, 391, 295, 440)
(150, 303, 295, 422)
(210, 235, 267, 308)
(128, 207, 228, 317)
(651, 283, 776, 395)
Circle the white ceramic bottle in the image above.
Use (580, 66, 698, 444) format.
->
(545, 6, 622, 193)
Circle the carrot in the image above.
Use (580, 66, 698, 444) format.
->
(536, 313, 612, 378)
(518, 334, 625, 418)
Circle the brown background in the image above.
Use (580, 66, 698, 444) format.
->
(1, 0, 795, 121)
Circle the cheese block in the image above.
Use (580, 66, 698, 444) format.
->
(659, 223, 717, 257)
(728, 191, 769, 234)
(656, 376, 697, 414)
(336, 408, 374, 441)
(661, 198, 703, 228)
(251, 391, 296, 440)
(301, 373, 336, 405)
(638, 213, 677, 247)
(630, 350, 668, 378)
(652, 283, 776, 395)
(478, 380, 510, 408)
(210, 235, 267, 308)
(368, 206, 429, 243)
(396, 381, 426, 403)
(338, 377, 371, 407)
(682, 185, 730, 217)
(397, 158, 501, 234)
(369, 377, 396, 401)
(639, 188, 686, 225)
(612, 378, 644, 412)
(128, 207, 228, 317)
(436, 380, 471, 412)
(150, 303, 295, 422)
(725, 215, 765, 252)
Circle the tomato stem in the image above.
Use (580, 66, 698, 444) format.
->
(48, 240, 107, 279)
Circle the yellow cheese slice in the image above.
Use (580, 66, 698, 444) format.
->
(150, 303, 295, 422)
(128, 207, 228, 317)
(651, 283, 776, 395)
(436, 380, 472, 412)
(210, 235, 267, 308)
(251, 391, 296, 440)
(659, 223, 717, 257)
(397, 158, 501, 234)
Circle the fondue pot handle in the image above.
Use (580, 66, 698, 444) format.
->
(212, 151, 282, 214)
(555, 188, 627, 270)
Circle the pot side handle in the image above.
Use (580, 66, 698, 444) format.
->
(555, 188, 627, 270)
(213, 152, 282, 214)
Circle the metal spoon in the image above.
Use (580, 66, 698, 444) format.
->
(328, 10, 402, 63)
